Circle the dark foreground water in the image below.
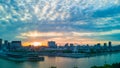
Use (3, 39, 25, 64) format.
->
(0, 52, 120, 68)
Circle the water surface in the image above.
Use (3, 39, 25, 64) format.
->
(0, 52, 120, 68)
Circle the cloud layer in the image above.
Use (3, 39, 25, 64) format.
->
(0, 0, 120, 45)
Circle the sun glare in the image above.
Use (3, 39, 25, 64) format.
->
(32, 42, 41, 46)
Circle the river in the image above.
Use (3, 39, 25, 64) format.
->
(0, 52, 120, 68)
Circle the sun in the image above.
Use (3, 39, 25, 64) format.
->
(32, 42, 41, 46)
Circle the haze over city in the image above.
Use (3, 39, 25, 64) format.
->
(0, 0, 120, 46)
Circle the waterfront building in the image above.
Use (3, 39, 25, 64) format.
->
(48, 41, 57, 48)
(97, 43, 101, 46)
(70, 43, 74, 47)
(73, 46, 78, 53)
(3, 40, 11, 50)
(104, 43, 107, 47)
(78, 45, 91, 53)
(64, 43, 69, 49)
(10, 41, 22, 50)
(69, 43, 74, 50)
(108, 41, 112, 48)
(94, 43, 101, 49)
(103, 43, 107, 49)
(1, 40, 9, 50)
(11, 41, 22, 47)
(0, 39, 2, 49)
(4, 40, 9, 46)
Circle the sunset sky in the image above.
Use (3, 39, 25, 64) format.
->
(0, 0, 120, 46)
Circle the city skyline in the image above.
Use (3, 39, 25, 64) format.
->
(0, 38, 118, 47)
(0, 0, 120, 46)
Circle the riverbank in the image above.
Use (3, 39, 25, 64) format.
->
(0, 52, 120, 68)
(38, 51, 120, 58)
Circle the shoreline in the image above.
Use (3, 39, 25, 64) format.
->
(38, 51, 120, 58)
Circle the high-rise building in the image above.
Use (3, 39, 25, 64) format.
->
(64, 43, 69, 48)
(11, 41, 22, 49)
(4, 40, 9, 46)
(103, 43, 107, 49)
(48, 41, 57, 48)
(97, 43, 101, 46)
(69, 43, 74, 50)
(4, 40, 10, 49)
(108, 41, 112, 48)
(0, 39, 2, 49)
(70, 43, 74, 47)
(94, 43, 101, 49)
(104, 43, 107, 46)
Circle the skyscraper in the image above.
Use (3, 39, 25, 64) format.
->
(48, 41, 57, 48)
(108, 41, 112, 48)
(103, 43, 107, 49)
(64, 43, 69, 48)
(11, 41, 22, 47)
(0, 39, 2, 49)
(4, 40, 9, 46)
(4, 40, 10, 49)
(104, 43, 107, 46)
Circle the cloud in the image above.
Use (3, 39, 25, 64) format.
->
(93, 6, 120, 18)
(0, 0, 120, 23)
(17, 29, 120, 42)
(0, 0, 120, 44)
